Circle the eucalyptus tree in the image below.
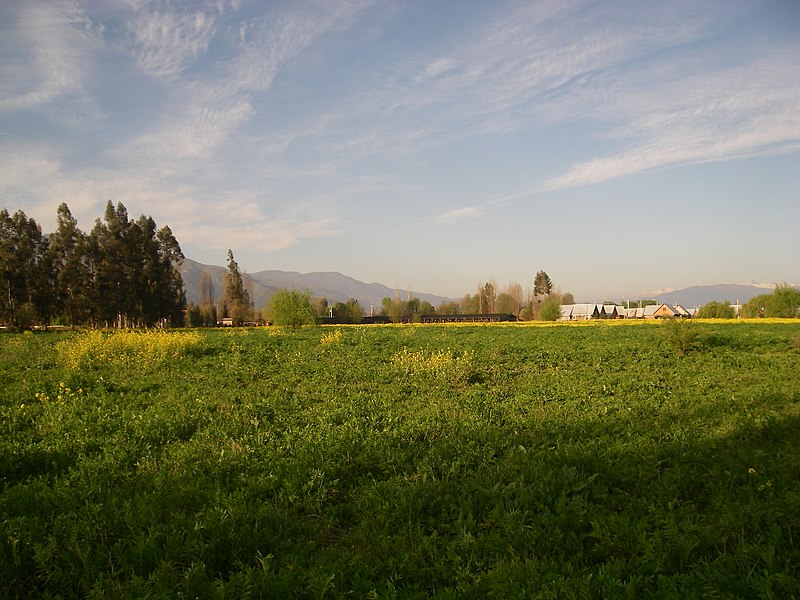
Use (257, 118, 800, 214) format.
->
(49, 203, 90, 327)
(88, 201, 185, 327)
(0, 209, 51, 328)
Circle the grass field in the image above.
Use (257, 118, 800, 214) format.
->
(1, 321, 799, 598)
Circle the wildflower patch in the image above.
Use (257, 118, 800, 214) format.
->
(57, 330, 204, 370)
(320, 329, 343, 345)
(390, 347, 475, 385)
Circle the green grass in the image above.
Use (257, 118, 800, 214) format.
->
(1, 322, 799, 598)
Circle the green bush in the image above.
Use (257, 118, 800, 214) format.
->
(538, 295, 562, 321)
(696, 300, 735, 319)
(266, 289, 317, 327)
(661, 317, 700, 355)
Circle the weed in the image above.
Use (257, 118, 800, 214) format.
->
(391, 346, 476, 385)
(661, 317, 701, 356)
(56, 329, 204, 370)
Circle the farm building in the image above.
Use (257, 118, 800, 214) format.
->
(637, 303, 693, 319)
(558, 304, 626, 321)
(561, 303, 694, 320)
(651, 304, 688, 318)
(421, 313, 518, 323)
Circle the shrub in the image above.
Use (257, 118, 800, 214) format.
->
(538, 296, 562, 321)
(661, 317, 700, 356)
(697, 301, 736, 319)
(266, 290, 317, 328)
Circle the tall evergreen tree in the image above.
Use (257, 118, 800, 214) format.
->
(154, 224, 186, 325)
(224, 249, 252, 325)
(49, 203, 90, 327)
(88, 201, 185, 327)
(533, 270, 553, 300)
(1, 201, 185, 328)
(88, 201, 132, 326)
(0, 209, 51, 328)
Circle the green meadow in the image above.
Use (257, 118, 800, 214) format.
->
(2, 321, 799, 598)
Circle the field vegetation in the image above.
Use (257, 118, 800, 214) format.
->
(1, 322, 799, 598)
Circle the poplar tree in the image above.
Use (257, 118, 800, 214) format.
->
(223, 249, 252, 325)
(199, 271, 217, 326)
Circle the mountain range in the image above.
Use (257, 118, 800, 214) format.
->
(649, 283, 791, 308)
(179, 259, 454, 310)
(181, 258, 793, 311)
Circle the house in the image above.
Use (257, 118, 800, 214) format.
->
(650, 304, 686, 318)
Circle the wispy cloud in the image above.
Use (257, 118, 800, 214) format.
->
(116, 1, 373, 160)
(0, 1, 93, 112)
(131, 9, 217, 79)
(434, 206, 485, 224)
(542, 51, 800, 190)
(295, 1, 741, 165)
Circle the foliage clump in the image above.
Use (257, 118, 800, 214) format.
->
(742, 283, 800, 318)
(266, 289, 317, 328)
(697, 300, 736, 319)
(661, 317, 700, 355)
(538, 295, 562, 321)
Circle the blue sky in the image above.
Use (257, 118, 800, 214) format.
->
(1, 0, 798, 301)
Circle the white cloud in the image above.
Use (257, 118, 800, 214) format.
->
(302, 1, 740, 163)
(0, 1, 92, 112)
(422, 57, 455, 79)
(131, 9, 217, 79)
(434, 206, 484, 224)
(114, 2, 373, 161)
(542, 52, 800, 190)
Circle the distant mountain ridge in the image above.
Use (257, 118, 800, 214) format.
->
(182, 259, 795, 312)
(649, 283, 797, 308)
(180, 258, 454, 310)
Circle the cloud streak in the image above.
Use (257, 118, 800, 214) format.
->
(0, 1, 93, 112)
(116, 1, 374, 161)
(541, 51, 800, 191)
(434, 206, 485, 224)
(131, 9, 217, 79)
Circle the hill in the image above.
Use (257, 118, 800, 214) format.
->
(180, 258, 454, 310)
(651, 283, 792, 308)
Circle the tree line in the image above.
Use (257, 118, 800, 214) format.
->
(261, 269, 572, 326)
(695, 285, 800, 319)
(0, 202, 185, 329)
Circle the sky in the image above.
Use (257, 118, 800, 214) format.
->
(1, 0, 799, 301)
